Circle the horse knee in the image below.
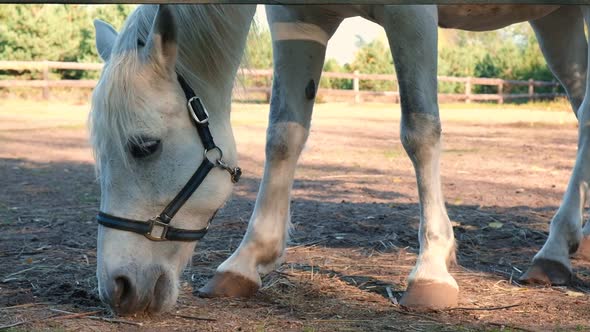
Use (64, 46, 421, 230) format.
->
(265, 123, 308, 162)
(401, 112, 441, 161)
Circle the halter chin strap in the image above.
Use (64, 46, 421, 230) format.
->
(96, 74, 241, 242)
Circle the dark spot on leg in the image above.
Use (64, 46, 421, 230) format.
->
(254, 240, 282, 267)
(255, 245, 281, 266)
(266, 126, 290, 161)
(305, 79, 316, 100)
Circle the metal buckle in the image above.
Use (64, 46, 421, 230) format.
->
(188, 97, 209, 124)
(145, 218, 169, 241)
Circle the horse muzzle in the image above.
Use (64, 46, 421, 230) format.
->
(98, 265, 177, 315)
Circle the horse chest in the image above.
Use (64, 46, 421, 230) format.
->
(437, 5, 559, 31)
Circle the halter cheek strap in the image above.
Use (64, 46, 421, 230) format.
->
(96, 74, 241, 242)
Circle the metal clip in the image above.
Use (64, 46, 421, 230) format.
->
(204, 146, 241, 184)
(217, 159, 242, 183)
(230, 167, 242, 183)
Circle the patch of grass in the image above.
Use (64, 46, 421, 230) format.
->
(1, 123, 86, 133)
(28, 167, 52, 176)
(384, 149, 404, 159)
(417, 325, 475, 332)
(439, 97, 571, 113)
(3, 329, 67, 332)
(444, 148, 479, 154)
(230, 118, 267, 127)
(78, 193, 99, 205)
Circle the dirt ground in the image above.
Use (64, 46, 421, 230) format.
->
(1, 98, 589, 331)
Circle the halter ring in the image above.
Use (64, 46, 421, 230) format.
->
(204, 146, 223, 163)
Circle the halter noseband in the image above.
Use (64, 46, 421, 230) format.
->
(96, 74, 241, 242)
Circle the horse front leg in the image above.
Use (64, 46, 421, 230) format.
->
(198, 6, 342, 298)
(378, 5, 458, 308)
(522, 6, 590, 284)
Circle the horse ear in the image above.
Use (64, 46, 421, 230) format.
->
(145, 5, 177, 74)
(94, 19, 118, 62)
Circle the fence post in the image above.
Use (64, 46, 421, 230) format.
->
(353, 70, 360, 104)
(42, 61, 50, 100)
(498, 80, 504, 104)
(465, 77, 472, 104)
(528, 78, 534, 102)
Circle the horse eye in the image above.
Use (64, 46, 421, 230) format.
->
(128, 138, 161, 159)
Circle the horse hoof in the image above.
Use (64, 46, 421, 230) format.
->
(197, 271, 259, 298)
(576, 236, 590, 260)
(400, 280, 458, 309)
(520, 258, 572, 285)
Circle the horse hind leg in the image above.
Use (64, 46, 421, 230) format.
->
(521, 6, 590, 285)
(529, 6, 587, 117)
(198, 6, 343, 298)
(379, 5, 458, 308)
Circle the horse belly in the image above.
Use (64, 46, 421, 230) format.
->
(437, 5, 559, 31)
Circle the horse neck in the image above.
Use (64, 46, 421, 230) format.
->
(173, 5, 256, 117)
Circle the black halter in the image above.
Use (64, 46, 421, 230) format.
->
(96, 74, 241, 242)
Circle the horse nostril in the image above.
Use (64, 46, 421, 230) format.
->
(154, 274, 166, 297)
(150, 273, 169, 312)
(113, 276, 133, 308)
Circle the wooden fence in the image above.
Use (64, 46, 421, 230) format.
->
(0, 60, 564, 103)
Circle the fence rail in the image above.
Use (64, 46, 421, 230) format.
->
(0, 60, 564, 103)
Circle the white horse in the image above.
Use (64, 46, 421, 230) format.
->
(91, 3, 590, 315)
(198, 5, 590, 310)
(91, 4, 255, 314)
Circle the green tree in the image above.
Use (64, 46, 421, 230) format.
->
(0, 5, 88, 63)
(437, 23, 559, 96)
(243, 26, 272, 69)
(473, 54, 503, 93)
(321, 58, 352, 90)
(240, 25, 272, 91)
(0, 4, 134, 79)
(349, 38, 395, 91)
